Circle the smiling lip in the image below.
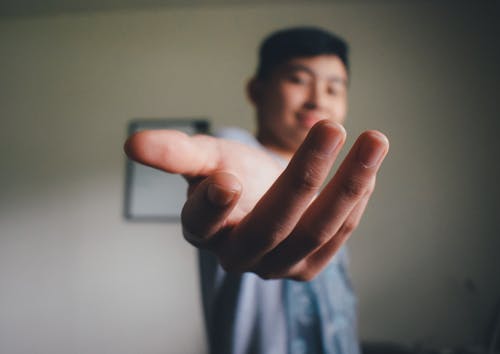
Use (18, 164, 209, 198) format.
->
(297, 112, 328, 128)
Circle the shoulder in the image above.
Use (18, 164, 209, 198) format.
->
(214, 127, 261, 149)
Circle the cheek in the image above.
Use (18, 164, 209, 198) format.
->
(264, 89, 289, 117)
(261, 84, 308, 122)
(279, 86, 307, 112)
(329, 97, 347, 120)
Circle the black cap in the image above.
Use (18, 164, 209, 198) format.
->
(256, 26, 349, 80)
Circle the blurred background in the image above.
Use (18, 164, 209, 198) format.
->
(1, 0, 499, 353)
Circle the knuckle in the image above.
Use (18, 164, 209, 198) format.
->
(340, 177, 366, 199)
(294, 225, 332, 250)
(218, 254, 246, 274)
(287, 260, 324, 282)
(262, 221, 288, 245)
(291, 165, 324, 192)
(339, 220, 358, 236)
(367, 178, 376, 195)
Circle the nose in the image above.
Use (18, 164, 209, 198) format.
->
(304, 81, 326, 110)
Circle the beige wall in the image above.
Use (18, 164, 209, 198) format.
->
(1, 2, 499, 353)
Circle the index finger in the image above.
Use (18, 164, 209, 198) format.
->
(124, 130, 221, 178)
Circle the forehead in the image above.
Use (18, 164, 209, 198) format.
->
(277, 55, 348, 81)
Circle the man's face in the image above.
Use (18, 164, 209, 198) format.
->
(253, 55, 348, 156)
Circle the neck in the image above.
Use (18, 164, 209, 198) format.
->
(256, 131, 295, 161)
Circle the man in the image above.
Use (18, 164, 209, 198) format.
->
(125, 27, 389, 354)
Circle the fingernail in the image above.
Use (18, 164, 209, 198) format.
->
(357, 133, 388, 168)
(207, 183, 237, 207)
(314, 121, 345, 154)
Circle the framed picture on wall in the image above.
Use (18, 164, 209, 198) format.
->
(124, 118, 210, 222)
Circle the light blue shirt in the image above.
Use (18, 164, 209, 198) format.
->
(198, 127, 360, 354)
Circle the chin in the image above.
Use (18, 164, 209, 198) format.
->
(293, 131, 309, 146)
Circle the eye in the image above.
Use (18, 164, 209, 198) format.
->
(327, 81, 346, 96)
(327, 84, 338, 96)
(288, 73, 310, 85)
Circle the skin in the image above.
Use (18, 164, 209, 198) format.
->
(124, 55, 389, 281)
(251, 55, 349, 159)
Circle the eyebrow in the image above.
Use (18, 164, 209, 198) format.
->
(286, 64, 347, 84)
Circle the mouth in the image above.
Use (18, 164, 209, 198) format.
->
(296, 112, 329, 129)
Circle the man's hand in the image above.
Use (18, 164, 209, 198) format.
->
(124, 120, 389, 281)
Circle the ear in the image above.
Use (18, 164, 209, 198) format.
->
(246, 77, 262, 107)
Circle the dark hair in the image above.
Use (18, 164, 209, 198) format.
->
(255, 26, 349, 80)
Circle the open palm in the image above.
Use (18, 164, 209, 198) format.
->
(125, 120, 388, 280)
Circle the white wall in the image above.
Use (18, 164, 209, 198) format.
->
(0, 2, 499, 353)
